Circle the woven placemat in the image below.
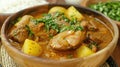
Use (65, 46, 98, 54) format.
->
(0, 45, 110, 67)
(0, 45, 20, 67)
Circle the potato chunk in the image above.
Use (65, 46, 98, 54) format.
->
(66, 6, 84, 21)
(22, 39, 42, 56)
(76, 45, 94, 58)
(49, 6, 67, 14)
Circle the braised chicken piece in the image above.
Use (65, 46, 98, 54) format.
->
(28, 21, 45, 36)
(49, 31, 86, 50)
(9, 27, 28, 43)
(15, 15, 33, 27)
(9, 15, 45, 43)
(9, 15, 32, 43)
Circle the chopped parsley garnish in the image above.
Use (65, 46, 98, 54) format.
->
(54, 12, 64, 17)
(69, 18, 77, 25)
(32, 13, 60, 32)
(75, 26, 84, 31)
(49, 34, 54, 38)
(25, 25, 34, 36)
(67, 54, 73, 59)
(13, 30, 18, 36)
(60, 25, 83, 32)
(88, 41, 98, 49)
(61, 15, 70, 22)
(31, 12, 84, 33)
(12, 17, 21, 25)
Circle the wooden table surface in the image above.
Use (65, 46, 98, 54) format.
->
(0, 0, 120, 66)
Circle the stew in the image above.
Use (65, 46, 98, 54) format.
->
(8, 6, 113, 60)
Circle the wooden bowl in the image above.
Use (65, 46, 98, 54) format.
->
(1, 4, 119, 67)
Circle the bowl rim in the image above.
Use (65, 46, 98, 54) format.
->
(1, 3, 119, 63)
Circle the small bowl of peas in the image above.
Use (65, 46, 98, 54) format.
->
(84, 0, 120, 27)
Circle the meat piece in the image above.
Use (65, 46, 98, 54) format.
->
(28, 21, 44, 36)
(88, 20, 98, 31)
(80, 20, 98, 31)
(49, 29, 57, 36)
(91, 45, 97, 52)
(8, 15, 33, 43)
(80, 20, 89, 29)
(55, 19, 69, 26)
(15, 15, 33, 27)
(49, 31, 86, 51)
(9, 27, 28, 43)
(84, 33, 101, 44)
